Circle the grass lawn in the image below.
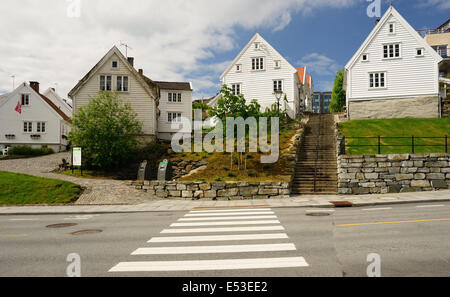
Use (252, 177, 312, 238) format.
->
(339, 118, 450, 155)
(0, 171, 82, 205)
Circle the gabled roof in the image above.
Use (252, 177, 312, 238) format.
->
(43, 87, 72, 110)
(38, 93, 72, 123)
(306, 74, 312, 88)
(220, 33, 296, 80)
(154, 81, 192, 91)
(345, 6, 443, 70)
(296, 67, 306, 85)
(68, 46, 158, 99)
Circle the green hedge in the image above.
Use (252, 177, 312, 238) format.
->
(8, 146, 54, 156)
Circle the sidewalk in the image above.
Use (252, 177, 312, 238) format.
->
(1, 190, 449, 215)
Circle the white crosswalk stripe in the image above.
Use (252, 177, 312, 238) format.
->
(109, 208, 309, 273)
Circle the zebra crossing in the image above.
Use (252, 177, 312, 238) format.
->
(109, 207, 309, 273)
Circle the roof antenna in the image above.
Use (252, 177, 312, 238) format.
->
(120, 42, 133, 58)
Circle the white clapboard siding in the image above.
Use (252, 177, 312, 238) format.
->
(346, 7, 441, 102)
(158, 89, 192, 134)
(221, 33, 299, 118)
(72, 52, 156, 136)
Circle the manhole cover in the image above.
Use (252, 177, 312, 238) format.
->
(307, 212, 331, 217)
(71, 230, 103, 236)
(46, 223, 78, 228)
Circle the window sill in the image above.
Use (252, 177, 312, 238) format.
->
(382, 57, 402, 61)
(251, 69, 266, 73)
(368, 88, 388, 91)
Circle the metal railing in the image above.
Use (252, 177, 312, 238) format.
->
(341, 136, 449, 155)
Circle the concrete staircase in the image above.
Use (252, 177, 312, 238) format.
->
(292, 114, 338, 195)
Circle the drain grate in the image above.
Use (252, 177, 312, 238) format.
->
(331, 201, 354, 208)
(71, 230, 103, 236)
(307, 212, 331, 217)
(46, 223, 78, 228)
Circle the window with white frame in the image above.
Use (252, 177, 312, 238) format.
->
(236, 64, 242, 72)
(416, 48, 424, 57)
(112, 61, 118, 69)
(369, 72, 386, 89)
(362, 54, 369, 62)
(100, 75, 112, 91)
(168, 93, 182, 103)
(168, 112, 182, 123)
(388, 23, 396, 34)
(231, 84, 241, 95)
(37, 122, 46, 133)
(251, 57, 264, 70)
(23, 122, 32, 133)
(255, 42, 260, 50)
(274, 60, 281, 68)
(383, 43, 401, 59)
(116, 76, 129, 92)
(21, 94, 30, 106)
(273, 80, 283, 92)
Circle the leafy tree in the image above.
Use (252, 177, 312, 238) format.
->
(209, 85, 261, 121)
(68, 92, 143, 170)
(330, 69, 346, 113)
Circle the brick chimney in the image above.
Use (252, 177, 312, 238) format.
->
(138, 69, 143, 75)
(29, 81, 40, 93)
(127, 57, 134, 66)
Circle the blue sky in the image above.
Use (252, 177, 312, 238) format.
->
(0, 0, 448, 99)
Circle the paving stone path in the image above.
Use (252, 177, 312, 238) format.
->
(0, 153, 154, 205)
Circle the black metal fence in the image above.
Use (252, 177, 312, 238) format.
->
(340, 136, 449, 155)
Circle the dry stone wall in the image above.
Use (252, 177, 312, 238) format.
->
(338, 153, 450, 195)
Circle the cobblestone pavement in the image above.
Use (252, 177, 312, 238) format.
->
(0, 153, 155, 205)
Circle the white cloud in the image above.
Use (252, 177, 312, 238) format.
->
(298, 53, 342, 76)
(420, 0, 450, 9)
(0, 0, 359, 98)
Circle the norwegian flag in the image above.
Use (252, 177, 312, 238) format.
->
(15, 100, 22, 114)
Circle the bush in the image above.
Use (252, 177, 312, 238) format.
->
(247, 169, 258, 177)
(9, 146, 54, 156)
(68, 92, 143, 170)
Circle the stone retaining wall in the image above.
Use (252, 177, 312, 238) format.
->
(338, 153, 450, 195)
(129, 180, 290, 200)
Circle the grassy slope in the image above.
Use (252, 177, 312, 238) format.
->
(339, 118, 450, 155)
(0, 171, 82, 205)
(178, 121, 300, 182)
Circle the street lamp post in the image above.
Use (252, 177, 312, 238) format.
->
(274, 90, 283, 118)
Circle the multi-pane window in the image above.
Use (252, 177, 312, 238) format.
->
(369, 72, 386, 89)
(116, 76, 129, 92)
(168, 112, 182, 123)
(23, 122, 32, 133)
(389, 23, 395, 34)
(274, 60, 281, 68)
(168, 93, 182, 103)
(273, 80, 283, 92)
(236, 65, 241, 72)
(383, 43, 401, 59)
(231, 84, 241, 95)
(100, 75, 112, 91)
(21, 94, 30, 106)
(251, 57, 264, 70)
(37, 122, 46, 133)
(112, 61, 118, 68)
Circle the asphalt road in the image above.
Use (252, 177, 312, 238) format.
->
(1, 202, 450, 277)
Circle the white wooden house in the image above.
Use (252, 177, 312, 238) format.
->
(68, 46, 192, 142)
(220, 33, 310, 118)
(0, 82, 72, 153)
(344, 6, 443, 120)
(42, 87, 72, 119)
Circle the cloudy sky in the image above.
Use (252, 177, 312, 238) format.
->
(0, 0, 448, 99)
